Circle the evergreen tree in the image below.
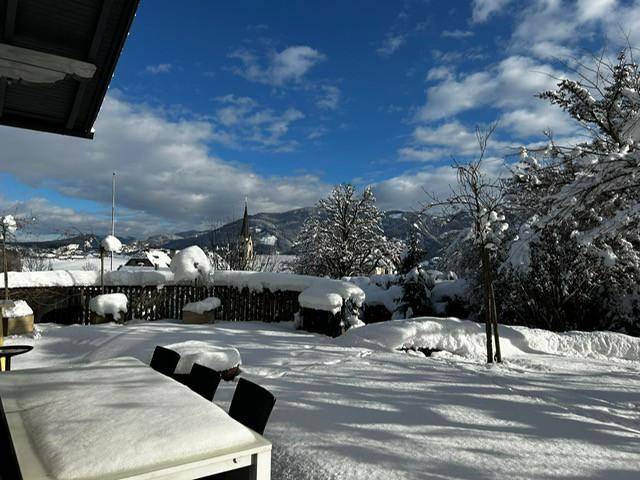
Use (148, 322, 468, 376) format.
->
(293, 184, 399, 278)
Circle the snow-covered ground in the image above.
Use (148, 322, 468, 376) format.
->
(5, 319, 640, 479)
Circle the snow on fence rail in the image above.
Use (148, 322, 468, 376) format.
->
(2, 270, 365, 335)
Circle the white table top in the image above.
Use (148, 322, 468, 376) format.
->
(0, 357, 270, 480)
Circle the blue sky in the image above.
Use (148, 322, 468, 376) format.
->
(0, 0, 636, 238)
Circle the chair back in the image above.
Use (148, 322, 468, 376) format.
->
(229, 378, 276, 435)
(149, 346, 180, 377)
(0, 397, 23, 480)
(187, 363, 221, 401)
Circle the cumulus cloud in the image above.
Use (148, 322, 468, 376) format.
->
(399, 121, 515, 162)
(374, 157, 508, 211)
(0, 94, 330, 237)
(213, 94, 304, 151)
(417, 56, 564, 121)
(229, 45, 326, 86)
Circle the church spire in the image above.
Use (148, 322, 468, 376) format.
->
(240, 199, 250, 239)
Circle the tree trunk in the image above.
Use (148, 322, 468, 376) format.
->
(480, 247, 494, 363)
(489, 281, 502, 363)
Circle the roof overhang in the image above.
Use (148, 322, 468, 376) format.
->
(0, 0, 140, 139)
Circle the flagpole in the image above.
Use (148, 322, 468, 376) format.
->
(111, 172, 116, 271)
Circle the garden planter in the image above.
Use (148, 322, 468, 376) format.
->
(1, 300, 34, 335)
(182, 310, 216, 324)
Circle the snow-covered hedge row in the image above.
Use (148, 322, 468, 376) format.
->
(214, 271, 365, 315)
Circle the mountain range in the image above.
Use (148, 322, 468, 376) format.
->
(18, 207, 468, 256)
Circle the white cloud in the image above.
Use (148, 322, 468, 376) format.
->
(316, 85, 341, 110)
(145, 63, 172, 74)
(400, 121, 514, 162)
(471, 0, 512, 23)
(500, 102, 579, 137)
(0, 94, 330, 237)
(229, 45, 326, 86)
(212, 94, 305, 151)
(374, 158, 509, 211)
(417, 55, 563, 121)
(426, 66, 454, 82)
(442, 29, 474, 38)
(377, 34, 406, 56)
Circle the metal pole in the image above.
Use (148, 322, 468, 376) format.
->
(111, 172, 116, 271)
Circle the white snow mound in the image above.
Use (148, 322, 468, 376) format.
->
(170, 246, 212, 282)
(340, 317, 640, 362)
(183, 297, 221, 314)
(89, 293, 128, 321)
(165, 341, 241, 373)
(101, 235, 122, 253)
(1, 299, 33, 318)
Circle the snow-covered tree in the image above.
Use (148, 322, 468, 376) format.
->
(426, 125, 506, 363)
(399, 221, 427, 275)
(502, 48, 640, 331)
(293, 184, 399, 278)
(1, 215, 21, 303)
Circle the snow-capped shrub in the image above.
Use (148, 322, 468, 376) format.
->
(89, 293, 128, 321)
(101, 235, 122, 253)
(170, 246, 212, 283)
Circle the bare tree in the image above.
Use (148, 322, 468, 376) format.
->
(425, 125, 505, 363)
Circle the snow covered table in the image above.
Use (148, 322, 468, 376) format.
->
(0, 357, 271, 480)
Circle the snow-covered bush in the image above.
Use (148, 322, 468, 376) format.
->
(170, 246, 212, 283)
(397, 266, 469, 319)
(89, 293, 128, 322)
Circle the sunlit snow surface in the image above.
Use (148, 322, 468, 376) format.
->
(6, 320, 640, 479)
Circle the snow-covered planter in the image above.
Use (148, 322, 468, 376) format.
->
(89, 293, 128, 324)
(0, 300, 34, 335)
(182, 297, 221, 324)
(165, 341, 242, 380)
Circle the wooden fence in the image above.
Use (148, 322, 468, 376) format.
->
(8, 285, 303, 325)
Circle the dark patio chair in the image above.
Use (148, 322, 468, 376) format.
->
(187, 363, 221, 401)
(0, 397, 23, 480)
(228, 378, 276, 435)
(149, 346, 180, 378)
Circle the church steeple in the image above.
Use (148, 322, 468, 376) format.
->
(237, 199, 254, 270)
(240, 200, 250, 240)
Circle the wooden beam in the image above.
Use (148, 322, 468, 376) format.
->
(3, 0, 17, 41)
(67, 0, 113, 130)
(0, 78, 6, 119)
(88, 0, 113, 61)
(65, 82, 87, 129)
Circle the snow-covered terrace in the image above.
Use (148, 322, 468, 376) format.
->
(5, 318, 640, 479)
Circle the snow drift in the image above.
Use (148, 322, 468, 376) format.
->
(340, 317, 640, 362)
